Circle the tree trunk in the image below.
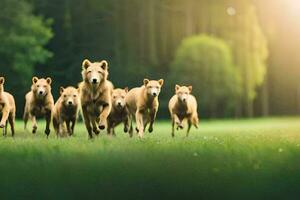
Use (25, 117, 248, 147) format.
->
(147, 0, 158, 65)
(261, 75, 270, 116)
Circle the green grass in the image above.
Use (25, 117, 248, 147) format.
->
(1, 117, 300, 199)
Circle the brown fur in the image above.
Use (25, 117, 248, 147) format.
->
(79, 59, 113, 139)
(125, 78, 164, 138)
(23, 77, 54, 136)
(0, 77, 16, 137)
(53, 86, 80, 137)
(107, 88, 129, 136)
(168, 84, 199, 137)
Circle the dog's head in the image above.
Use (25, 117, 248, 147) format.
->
(112, 88, 128, 110)
(60, 86, 80, 107)
(175, 84, 192, 103)
(143, 78, 164, 98)
(32, 77, 52, 98)
(81, 59, 108, 86)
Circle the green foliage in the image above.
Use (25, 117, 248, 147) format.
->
(170, 35, 241, 117)
(0, 0, 52, 115)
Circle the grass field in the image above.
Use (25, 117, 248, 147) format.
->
(1, 117, 300, 199)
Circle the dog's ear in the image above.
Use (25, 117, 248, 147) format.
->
(175, 84, 180, 91)
(143, 79, 149, 86)
(77, 87, 80, 94)
(100, 60, 108, 70)
(188, 85, 193, 93)
(60, 87, 64, 95)
(0, 77, 5, 85)
(82, 59, 91, 70)
(32, 77, 38, 84)
(124, 87, 129, 93)
(158, 79, 164, 86)
(46, 77, 52, 85)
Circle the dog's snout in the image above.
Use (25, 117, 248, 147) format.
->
(152, 92, 157, 96)
(92, 79, 97, 84)
(68, 101, 73, 105)
(39, 91, 43, 95)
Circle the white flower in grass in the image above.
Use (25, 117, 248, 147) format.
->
(278, 148, 283, 153)
(193, 152, 198, 157)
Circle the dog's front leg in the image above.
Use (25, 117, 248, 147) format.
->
(0, 105, 9, 128)
(82, 106, 93, 139)
(123, 115, 129, 133)
(148, 108, 157, 133)
(135, 110, 144, 138)
(44, 109, 51, 137)
(70, 118, 76, 135)
(98, 102, 111, 130)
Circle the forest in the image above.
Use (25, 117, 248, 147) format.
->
(0, 0, 299, 119)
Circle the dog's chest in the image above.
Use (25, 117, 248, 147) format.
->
(32, 103, 47, 116)
(86, 102, 103, 116)
(177, 106, 189, 119)
(62, 107, 77, 119)
(110, 109, 126, 121)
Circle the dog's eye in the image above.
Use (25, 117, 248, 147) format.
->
(121, 95, 125, 98)
(87, 71, 92, 73)
(37, 85, 40, 87)
(98, 71, 101, 74)
(73, 95, 77, 97)
(64, 95, 67, 98)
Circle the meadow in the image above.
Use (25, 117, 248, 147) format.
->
(1, 117, 300, 199)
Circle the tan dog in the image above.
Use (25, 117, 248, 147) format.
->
(79, 59, 113, 139)
(53, 87, 80, 137)
(23, 77, 54, 136)
(107, 88, 129, 136)
(0, 77, 16, 137)
(126, 79, 164, 138)
(169, 84, 199, 137)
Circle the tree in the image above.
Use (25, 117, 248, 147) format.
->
(0, 0, 53, 116)
(170, 34, 242, 118)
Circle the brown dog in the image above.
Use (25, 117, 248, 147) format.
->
(23, 77, 54, 136)
(0, 77, 16, 137)
(79, 59, 113, 139)
(53, 86, 80, 137)
(168, 84, 199, 137)
(125, 79, 163, 138)
(107, 88, 129, 136)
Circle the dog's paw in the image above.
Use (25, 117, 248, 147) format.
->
(0, 123, 5, 128)
(99, 124, 105, 130)
(45, 129, 50, 136)
(148, 126, 153, 133)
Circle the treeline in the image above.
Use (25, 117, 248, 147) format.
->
(0, 0, 299, 118)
